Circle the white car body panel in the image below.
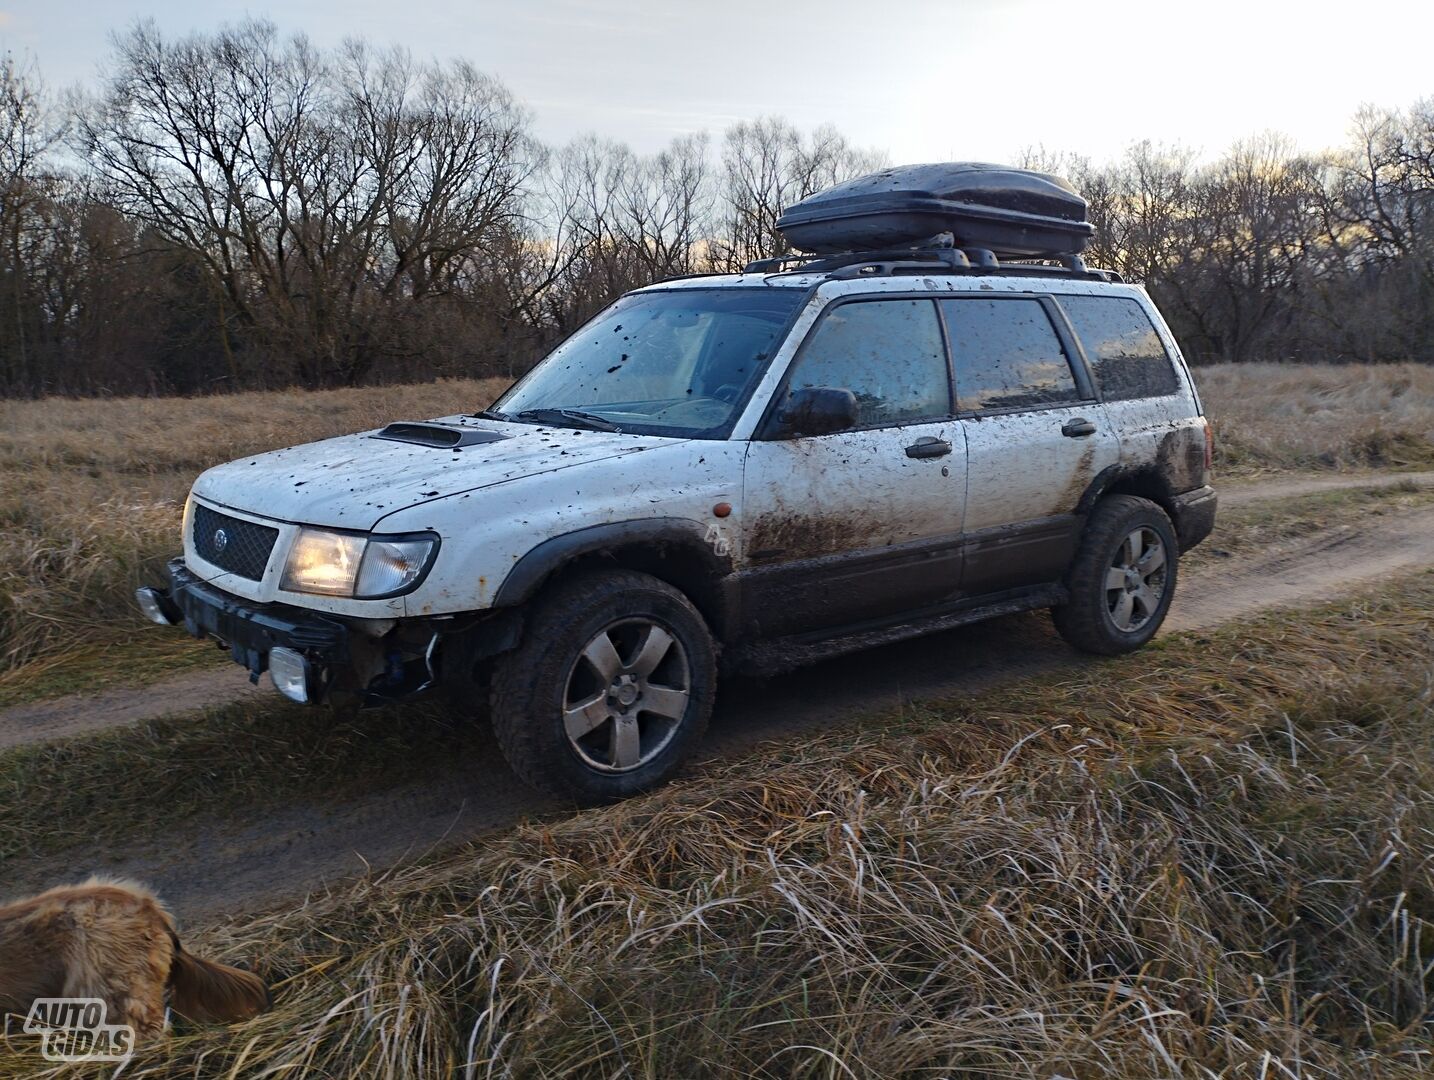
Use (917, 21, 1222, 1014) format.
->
(377, 438, 743, 616)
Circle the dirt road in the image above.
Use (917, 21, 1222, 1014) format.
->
(4, 473, 1434, 922)
(1216, 467, 1434, 508)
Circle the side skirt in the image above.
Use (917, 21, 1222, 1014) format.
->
(726, 583, 1067, 677)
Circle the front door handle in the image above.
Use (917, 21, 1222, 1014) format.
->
(1062, 418, 1097, 438)
(905, 436, 952, 459)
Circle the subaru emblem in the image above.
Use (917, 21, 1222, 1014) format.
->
(213, 528, 228, 552)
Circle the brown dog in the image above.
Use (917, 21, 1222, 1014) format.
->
(0, 879, 269, 1042)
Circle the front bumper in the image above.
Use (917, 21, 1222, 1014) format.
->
(141, 557, 371, 703)
(162, 557, 349, 679)
(141, 557, 520, 706)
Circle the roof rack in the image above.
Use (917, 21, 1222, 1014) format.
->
(744, 236, 1122, 283)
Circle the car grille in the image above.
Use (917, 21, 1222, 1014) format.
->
(192, 504, 279, 581)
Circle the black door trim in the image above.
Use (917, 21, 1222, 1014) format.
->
(960, 513, 1082, 594)
(736, 527, 966, 638)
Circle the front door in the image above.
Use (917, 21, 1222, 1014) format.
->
(939, 295, 1119, 593)
(739, 297, 966, 637)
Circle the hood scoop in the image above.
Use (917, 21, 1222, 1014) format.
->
(370, 422, 511, 449)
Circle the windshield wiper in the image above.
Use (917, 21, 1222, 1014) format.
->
(513, 408, 622, 433)
(472, 408, 508, 421)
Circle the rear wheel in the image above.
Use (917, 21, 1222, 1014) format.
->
(1053, 495, 1178, 655)
(489, 570, 716, 803)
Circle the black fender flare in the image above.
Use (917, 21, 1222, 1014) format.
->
(1074, 465, 1126, 517)
(1075, 463, 1180, 519)
(491, 517, 735, 613)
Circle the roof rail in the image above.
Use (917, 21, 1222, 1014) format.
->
(745, 244, 1122, 284)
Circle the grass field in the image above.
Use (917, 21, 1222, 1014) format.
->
(2, 363, 1432, 681)
(1197, 361, 1434, 473)
(3, 573, 1430, 1078)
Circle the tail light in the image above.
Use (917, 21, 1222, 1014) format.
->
(1202, 420, 1215, 476)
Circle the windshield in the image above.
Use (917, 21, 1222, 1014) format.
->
(493, 288, 806, 438)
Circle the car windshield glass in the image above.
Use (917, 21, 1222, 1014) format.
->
(493, 288, 805, 437)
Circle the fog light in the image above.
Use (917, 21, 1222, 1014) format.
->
(136, 587, 175, 626)
(268, 647, 312, 704)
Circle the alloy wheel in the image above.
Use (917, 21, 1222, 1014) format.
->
(1104, 526, 1168, 633)
(562, 617, 691, 772)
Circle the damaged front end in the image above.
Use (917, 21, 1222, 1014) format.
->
(137, 558, 512, 707)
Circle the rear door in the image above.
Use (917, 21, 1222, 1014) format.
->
(1056, 293, 1210, 495)
(940, 294, 1119, 594)
(739, 297, 966, 637)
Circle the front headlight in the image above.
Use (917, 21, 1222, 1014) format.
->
(282, 529, 366, 596)
(281, 529, 436, 599)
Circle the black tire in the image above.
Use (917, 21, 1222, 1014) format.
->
(1053, 495, 1179, 656)
(489, 569, 716, 803)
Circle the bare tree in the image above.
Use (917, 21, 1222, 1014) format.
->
(0, 54, 66, 393)
(545, 133, 713, 334)
(5, 27, 1434, 397)
(79, 21, 537, 386)
(708, 118, 885, 270)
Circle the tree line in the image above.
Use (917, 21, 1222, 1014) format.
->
(1, 20, 1431, 397)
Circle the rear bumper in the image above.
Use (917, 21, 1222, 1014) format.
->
(1171, 485, 1217, 551)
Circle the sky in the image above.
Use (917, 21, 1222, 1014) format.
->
(4, 0, 1434, 166)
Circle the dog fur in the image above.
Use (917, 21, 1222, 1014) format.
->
(0, 878, 269, 1042)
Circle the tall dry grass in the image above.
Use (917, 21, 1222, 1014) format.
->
(1196, 361, 1434, 474)
(0, 378, 508, 674)
(4, 574, 1430, 1077)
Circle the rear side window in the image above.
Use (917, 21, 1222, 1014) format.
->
(1060, 296, 1181, 401)
(940, 298, 1081, 411)
(787, 299, 950, 427)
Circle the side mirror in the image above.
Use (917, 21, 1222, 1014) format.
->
(779, 386, 859, 437)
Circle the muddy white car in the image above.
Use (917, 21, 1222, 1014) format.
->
(139, 164, 1216, 802)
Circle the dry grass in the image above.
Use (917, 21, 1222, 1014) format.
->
(0, 378, 508, 676)
(1196, 362, 1434, 475)
(0, 634, 220, 709)
(4, 574, 1432, 1078)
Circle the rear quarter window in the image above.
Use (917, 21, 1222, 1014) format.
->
(1059, 296, 1181, 401)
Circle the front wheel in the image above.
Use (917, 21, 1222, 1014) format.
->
(489, 570, 716, 803)
(1053, 495, 1179, 656)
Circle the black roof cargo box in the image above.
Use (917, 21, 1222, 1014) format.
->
(776, 162, 1094, 258)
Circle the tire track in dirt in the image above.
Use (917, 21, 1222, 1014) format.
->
(0, 669, 265, 750)
(1166, 505, 1434, 631)
(1217, 468, 1434, 509)
(4, 483, 1434, 922)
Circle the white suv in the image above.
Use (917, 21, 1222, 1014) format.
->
(139, 233, 1215, 802)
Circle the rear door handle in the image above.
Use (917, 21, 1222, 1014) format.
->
(1062, 418, 1097, 438)
(905, 436, 952, 459)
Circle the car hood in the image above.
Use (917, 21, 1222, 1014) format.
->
(191, 416, 676, 530)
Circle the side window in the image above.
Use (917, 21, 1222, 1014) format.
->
(1060, 295, 1181, 401)
(785, 299, 950, 427)
(941, 298, 1081, 411)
